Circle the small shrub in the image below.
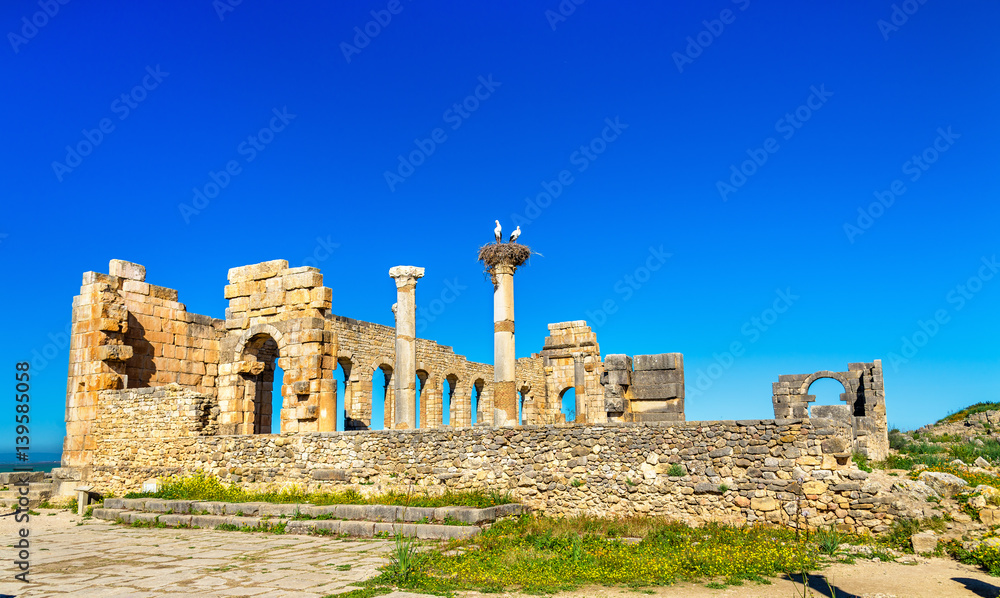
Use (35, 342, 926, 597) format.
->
(666, 464, 685, 477)
(814, 527, 841, 556)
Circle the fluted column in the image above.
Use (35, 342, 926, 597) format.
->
(389, 266, 424, 429)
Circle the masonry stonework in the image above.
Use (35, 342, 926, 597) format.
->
(60, 258, 890, 534)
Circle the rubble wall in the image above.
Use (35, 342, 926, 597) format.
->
(88, 418, 891, 534)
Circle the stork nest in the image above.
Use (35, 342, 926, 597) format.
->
(478, 242, 532, 277)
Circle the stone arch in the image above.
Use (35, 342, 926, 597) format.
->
(442, 372, 460, 427)
(771, 360, 888, 460)
(472, 377, 486, 425)
(234, 324, 287, 358)
(236, 332, 282, 434)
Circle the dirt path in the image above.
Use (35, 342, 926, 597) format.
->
(529, 559, 1000, 598)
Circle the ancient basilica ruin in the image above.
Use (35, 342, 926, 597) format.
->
(54, 255, 890, 531)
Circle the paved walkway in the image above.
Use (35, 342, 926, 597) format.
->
(0, 509, 401, 597)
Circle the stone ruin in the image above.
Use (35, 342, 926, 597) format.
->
(51, 257, 893, 534)
(62, 259, 685, 471)
(771, 362, 889, 460)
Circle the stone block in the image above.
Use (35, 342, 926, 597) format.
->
(633, 353, 681, 371)
(365, 505, 401, 522)
(191, 515, 229, 528)
(335, 504, 368, 520)
(303, 505, 340, 518)
(603, 354, 632, 370)
(376, 522, 418, 537)
(228, 260, 290, 283)
(340, 520, 375, 537)
(283, 272, 323, 290)
(911, 532, 938, 554)
(109, 259, 146, 281)
(631, 370, 683, 386)
(400, 507, 437, 522)
(416, 524, 480, 540)
(223, 502, 266, 516)
(630, 384, 684, 400)
(751, 497, 778, 511)
(918, 471, 968, 499)
(259, 503, 302, 517)
(159, 514, 193, 527)
(313, 520, 341, 534)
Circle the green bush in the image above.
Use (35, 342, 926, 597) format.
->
(666, 464, 685, 477)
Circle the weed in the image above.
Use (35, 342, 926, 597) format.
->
(666, 464, 685, 477)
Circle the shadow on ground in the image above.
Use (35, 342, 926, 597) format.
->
(954, 577, 1000, 598)
(781, 572, 859, 598)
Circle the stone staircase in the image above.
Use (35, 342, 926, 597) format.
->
(0, 472, 53, 508)
(93, 498, 527, 540)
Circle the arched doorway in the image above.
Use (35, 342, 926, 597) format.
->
(239, 333, 280, 434)
(560, 387, 576, 423)
(472, 378, 484, 425)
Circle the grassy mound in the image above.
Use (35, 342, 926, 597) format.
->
(937, 401, 1000, 425)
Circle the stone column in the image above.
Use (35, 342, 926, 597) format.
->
(389, 266, 424, 429)
(492, 263, 518, 426)
(573, 352, 586, 424)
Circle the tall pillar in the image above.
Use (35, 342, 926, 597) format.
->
(492, 263, 518, 426)
(389, 266, 424, 429)
(573, 352, 586, 424)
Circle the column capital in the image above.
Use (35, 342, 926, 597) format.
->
(389, 265, 425, 288)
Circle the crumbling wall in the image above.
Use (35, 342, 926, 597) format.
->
(64, 259, 223, 468)
(93, 384, 218, 441)
(539, 321, 604, 423)
(772, 360, 888, 460)
(603, 353, 685, 422)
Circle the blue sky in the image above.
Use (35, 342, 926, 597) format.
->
(2, 0, 998, 453)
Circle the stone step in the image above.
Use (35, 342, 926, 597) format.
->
(0, 471, 47, 485)
(101, 498, 525, 525)
(0, 487, 53, 508)
(91, 508, 481, 540)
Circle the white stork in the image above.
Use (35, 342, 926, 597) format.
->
(494, 220, 502, 244)
(509, 225, 521, 244)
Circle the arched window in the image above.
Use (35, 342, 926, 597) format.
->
(560, 387, 576, 423)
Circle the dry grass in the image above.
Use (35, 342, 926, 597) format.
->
(477, 242, 532, 278)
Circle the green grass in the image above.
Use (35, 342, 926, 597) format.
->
(361, 514, 820, 594)
(938, 402, 1000, 425)
(123, 473, 514, 508)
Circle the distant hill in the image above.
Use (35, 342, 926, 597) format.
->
(937, 402, 1000, 425)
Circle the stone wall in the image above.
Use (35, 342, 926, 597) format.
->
(88, 417, 891, 534)
(94, 384, 219, 440)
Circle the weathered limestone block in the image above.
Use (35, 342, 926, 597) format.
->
(109, 259, 146, 281)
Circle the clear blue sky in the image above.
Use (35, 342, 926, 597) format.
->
(2, 0, 998, 454)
